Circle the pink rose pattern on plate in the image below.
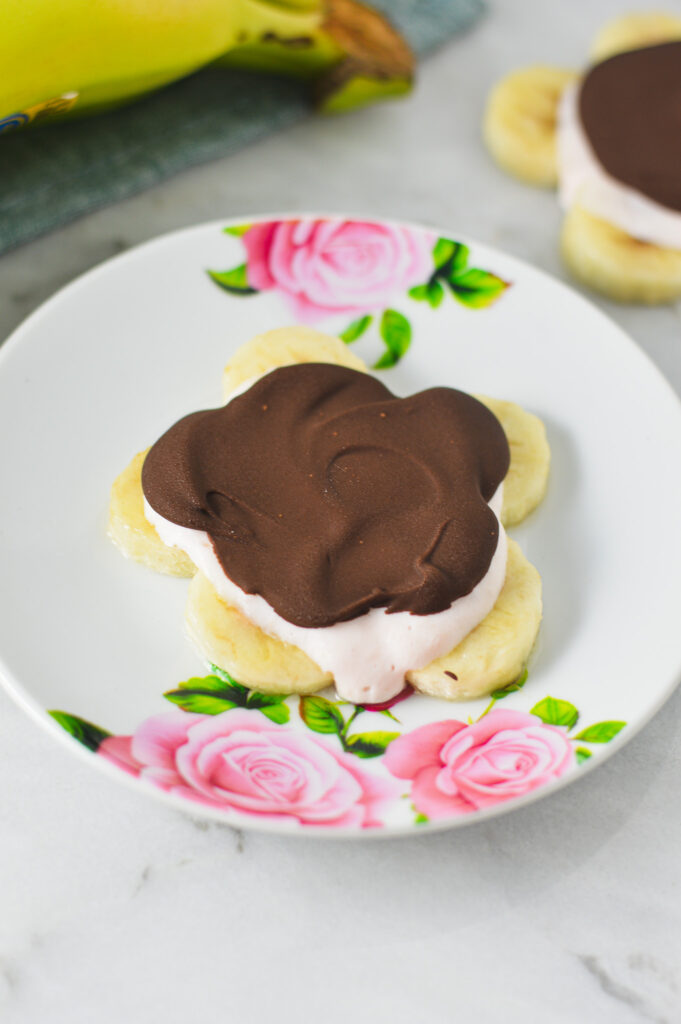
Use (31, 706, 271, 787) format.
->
(207, 218, 510, 370)
(384, 710, 575, 818)
(241, 219, 432, 323)
(98, 709, 398, 828)
(50, 671, 626, 830)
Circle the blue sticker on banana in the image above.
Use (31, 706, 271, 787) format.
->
(0, 92, 78, 134)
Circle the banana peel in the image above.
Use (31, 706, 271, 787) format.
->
(0, 0, 414, 131)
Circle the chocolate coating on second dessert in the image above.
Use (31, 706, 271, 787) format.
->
(142, 364, 509, 628)
(579, 41, 681, 213)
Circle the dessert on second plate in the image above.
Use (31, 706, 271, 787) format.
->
(109, 327, 549, 703)
(483, 12, 681, 304)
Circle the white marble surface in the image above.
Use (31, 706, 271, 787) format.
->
(2, 1, 681, 1021)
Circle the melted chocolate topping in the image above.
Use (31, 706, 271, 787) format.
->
(579, 41, 681, 213)
(142, 364, 509, 628)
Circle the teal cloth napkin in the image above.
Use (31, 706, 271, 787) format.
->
(0, 0, 484, 255)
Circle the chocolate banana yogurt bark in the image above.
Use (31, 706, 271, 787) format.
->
(484, 15, 681, 302)
(109, 328, 548, 703)
(576, 42, 681, 214)
(142, 363, 511, 703)
(559, 40, 681, 302)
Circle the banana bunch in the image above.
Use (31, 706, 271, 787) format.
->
(109, 327, 549, 701)
(0, 0, 413, 131)
(483, 13, 681, 305)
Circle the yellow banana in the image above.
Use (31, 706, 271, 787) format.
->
(0, 0, 413, 131)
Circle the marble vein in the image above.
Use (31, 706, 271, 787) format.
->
(578, 954, 677, 1024)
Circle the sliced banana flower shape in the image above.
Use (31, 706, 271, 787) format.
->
(109, 328, 549, 700)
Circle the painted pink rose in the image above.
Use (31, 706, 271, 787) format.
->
(99, 710, 397, 827)
(384, 709, 575, 819)
(242, 218, 432, 322)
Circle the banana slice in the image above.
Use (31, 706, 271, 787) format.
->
(223, 325, 368, 399)
(483, 66, 578, 187)
(561, 204, 681, 305)
(407, 539, 542, 700)
(185, 571, 331, 695)
(590, 12, 681, 62)
(185, 540, 540, 701)
(476, 396, 550, 527)
(108, 450, 195, 577)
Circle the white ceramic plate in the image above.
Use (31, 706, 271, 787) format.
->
(1, 214, 681, 837)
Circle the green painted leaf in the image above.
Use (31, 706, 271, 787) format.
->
(575, 747, 592, 765)
(164, 691, 238, 715)
(409, 280, 446, 307)
(409, 280, 445, 308)
(49, 711, 111, 752)
(433, 238, 469, 276)
(433, 237, 456, 269)
(176, 674, 236, 694)
(246, 691, 290, 723)
(574, 721, 626, 743)
(340, 314, 372, 343)
(343, 731, 399, 758)
(207, 264, 258, 295)
(414, 811, 429, 825)
(223, 223, 252, 237)
(164, 673, 249, 713)
(182, 674, 249, 704)
(411, 268, 457, 309)
(379, 708, 400, 723)
(530, 696, 579, 729)
(449, 242, 470, 275)
(373, 309, 412, 369)
(299, 695, 345, 734)
(209, 666, 249, 699)
(426, 279, 445, 308)
(259, 704, 290, 725)
(490, 666, 528, 700)
(246, 691, 287, 709)
(447, 268, 509, 309)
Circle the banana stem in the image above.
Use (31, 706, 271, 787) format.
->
(220, 0, 414, 112)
